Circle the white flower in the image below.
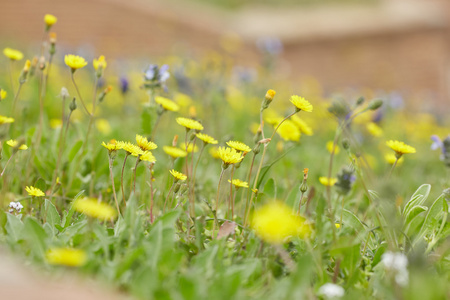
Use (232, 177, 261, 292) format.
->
(9, 201, 23, 213)
(60, 87, 70, 98)
(381, 251, 408, 271)
(318, 283, 345, 299)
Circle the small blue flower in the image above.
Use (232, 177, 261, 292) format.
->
(119, 76, 129, 94)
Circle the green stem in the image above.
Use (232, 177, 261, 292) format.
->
(121, 153, 130, 206)
(212, 168, 226, 237)
(109, 156, 121, 217)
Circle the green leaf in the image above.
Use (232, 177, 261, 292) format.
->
(256, 146, 297, 188)
(23, 217, 48, 259)
(141, 107, 154, 135)
(403, 184, 431, 216)
(263, 178, 277, 199)
(68, 140, 83, 161)
(342, 209, 366, 233)
(6, 213, 24, 242)
(34, 178, 47, 193)
(45, 199, 61, 235)
(414, 194, 445, 246)
(405, 205, 428, 226)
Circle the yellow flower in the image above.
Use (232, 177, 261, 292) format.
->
(335, 223, 341, 229)
(49, 119, 62, 129)
(319, 176, 338, 187)
(209, 146, 220, 159)
(96, 118, 112, 134)
(226, 140, 252, 153)
(0, 89, 7, 101)
(176, 117, 204, 131)
(385, 153, 404, 165)
(163, 146, 188, 158)
(64, 54, 88, 71)
(44, 14, 58, 26)
(93, 55, 107, 70)
(289, 95, 313, 112)
(386, 140, 416, 156)
(276, 120, 301, 142)
(182, 144, 199, 153)
(25, 186, 45, 197)
(326, 141, 339, 154)
(139, 151, 156, 163)
(0, 115, 14, 124)
(169, 169, 187, 181)
(196, 133, 218, 144)
(3, 48, 23, 61)
(119, 141, 143, 156)
(6, 139, 27, 150)
(291, 115, 313, 136)
(366, 122, 383, 137)
(155, 96, 179, 112)
(265, 89, 276, 101)
(217, 147, 243, 166)
(136, 134, 157, 151)
(228, 179, 249, 188)
(46, 247, 87, 267)
(101, 141, 121, 152)
(251, 201, 310, 244)
(73, 197, 117, 220)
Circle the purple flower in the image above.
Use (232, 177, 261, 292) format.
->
(256, 37, 283, 55)
(119, 76, 129, 94)
(431, 135, 443, 151)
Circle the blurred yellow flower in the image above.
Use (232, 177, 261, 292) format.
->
(136, 134, 157, 151)
(49, 119, 62, 129)
(326, 141, 339, 154)
(291, 115, 313, 136)
(0, 89, 7, 100)
(3, 48, 23, 61)
(182, 144, 199, 153)
(46, 247, 87, 267)
(163, 146, 187, 158)
(251, 201, 310, 244)
(209, 146, 220, 159)
(226, 140, 252, 153)
(95, 119, 111, 134)
(25, 186, 45, 197)
(119, 142, 143, 156)
(169, 169, 187, 181)
(93, 55, 107, 70)
(44, 14, 58, 26)
(228, 179, 249, 188)
(196, 133, 218, 144)
(176, 117, 204, 131)
(386, 140, 416, 156)
(385, 153, 404, 165)
(289, 95, 313, 112)
(0, 115, 14, 124)
(155, 96, 179, 112)
(217, 147, 243, 166)
(64, 54, 88, 71)
(101, 141, 121, 152)
(73, 197, 117, 220)
(276, 120, 301, 142)
(319, 176, 337, 186)
(6, 139, 27, 150)
(366, 122, 383, 137)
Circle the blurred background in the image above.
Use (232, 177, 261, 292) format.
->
(1, 0, 449, 109)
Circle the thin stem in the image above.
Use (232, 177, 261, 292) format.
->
(148, 163, 155, 223)
(131, 156, 141, 196)
(184, 129, 190, 178)
(121, 153, 129, 206)
(388, 157, 399, 179)
(189, 141, 205, 218)
(70, 72, 91, 116)
(83, 76, 99, 154)
(150, 113, 162, 140)
(164, 182, 176, 213)
(298, 192, 305, 215)
(229, 165, 235, 219)
(339, 194, 345, 228)
(109, 156, 121, 217)
(0, 152, 16, 177)
(11, 82, 23, 117)
(212, 168, 226, 237)
(243, 152, 257, 217)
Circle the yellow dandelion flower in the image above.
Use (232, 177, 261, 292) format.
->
(182, 144, 199, 153)
(319, 176, 338, 187)
(176, 117, 204, 131)
(0, 115, 14, 124)
(291, 115, 313, 136)
(228, 179, 249, 188)
(140, 151, 156, 162)
(326, 141, 340, 154)
(18, 144, 28, 150)
(64, 54, 88, 71)
(335, 223, 341, 229)
(385, 153, 404, 165)
(6, 139, 27, 150)
(276, 120, 301, 142)
(366, 122, 383, 137)
(46, 247, 87, 267)
(196, 133, 218, 145)
(169, 169, 187, 181)
(386, 140, 416, 156)
(73, 197, 117, 220)
(155, 96, 179, 112)
(95, 118, 111, 134)
(93, 55, 107, 70)
(49, 119, 62, 129)
(25, 186, 45, 197)
(136, 134, 157, 151)
(209, 146, 220, 159)
(3, 48, 23, 61)
(289, 95, 313, 112)
(265, 89, 276, 101)
(217, 147, 243, 166)
(163, 146, 188, 158)
(44, 14, 57, 26)
(0, 89, 7, 101)
(101, 141, 121, 152)
(226, 140, 252, 153)
(251, 201, 311, 244)
(119, 141, 141, 156)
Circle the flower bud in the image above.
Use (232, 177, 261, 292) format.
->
(367, 99, 383, 111)
(69, 97, 77, 111)
(356, 96, 365, 106)
(342, 138, 350, 150)
(261, 89, 276, 110)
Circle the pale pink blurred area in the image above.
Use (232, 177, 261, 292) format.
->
(0, 250, 129, 300)
(1, 0, 450, 111)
